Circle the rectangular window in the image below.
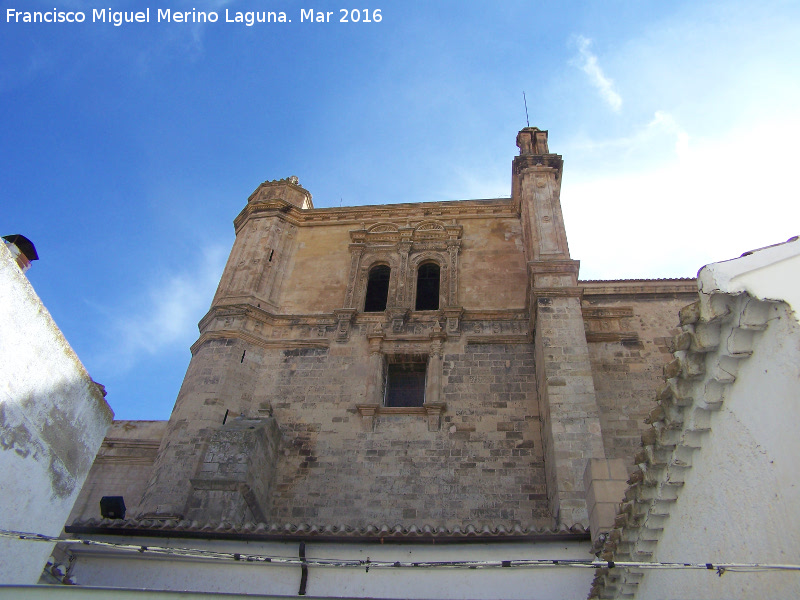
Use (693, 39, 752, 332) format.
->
(384, 361, 426, 407)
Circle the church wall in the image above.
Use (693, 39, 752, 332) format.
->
(67, 420, 165, 522)
(272, 213, 528, 315)
(457, 217, 527, 311)
(581, 287, 694, 468)
(247, 339, 548, 529)
(136, 336, 263, 517)
(66, 131, 700, 552)
(278, 223, 354, 314)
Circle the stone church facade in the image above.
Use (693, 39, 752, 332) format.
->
(68, 128, 696, 549)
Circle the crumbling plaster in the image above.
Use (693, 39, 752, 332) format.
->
(0, 242, 112, 584)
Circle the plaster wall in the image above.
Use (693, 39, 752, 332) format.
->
(67, 537, 594, 600)
(0, 243, 112, 583)
(700, 237, 800, 312)
(635, 302, 800, 599)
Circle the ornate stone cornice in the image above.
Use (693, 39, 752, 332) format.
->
(460, 308, 527, 320)
(512, 154, 563, 180)
(581, 279, 697, 299)
(584, 332, 640, 344)
(464, 334, 532, 344)
(235, 198, 518, 232)
(191, 330, 329, 355)
(356, 403, 446, 432)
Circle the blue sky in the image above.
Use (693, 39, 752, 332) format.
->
(3, 0, 799, 420)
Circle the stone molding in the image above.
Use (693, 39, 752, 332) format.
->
(356, 403, 446, 432)
(464, 333, 531, 344)
(528, 259, 580, 276)
(584, 332, 640, 344)
(581, 279, 697, 300)
(531, 286, 584, 298)
(201, 284, 699, 351)
(234, 198, 518, 233)
(199, 302, 534, 348)
(581, 307, 639, 344)
(94, 439, 161, 466)
(581, 307, 635, 319)
(191, 331, 329, 355)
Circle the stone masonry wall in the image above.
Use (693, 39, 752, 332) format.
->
(136, 336, 264, 517)
(68, 421, 165, 522)
(583, 295, 691, 468)
(256, 340, 548, 529)
(534, 295, 605, 527)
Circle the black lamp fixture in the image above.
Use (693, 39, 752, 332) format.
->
(99, 496, 126, 519)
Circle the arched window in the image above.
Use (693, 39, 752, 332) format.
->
(415, 262, 440, 311)
(364, 265, 390, 312)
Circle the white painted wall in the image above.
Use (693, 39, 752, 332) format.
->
(0, 243, 113, 584)
(636, 239, 800, 599)
(68, 537, 594, 599)
(699, 236, 800, 316)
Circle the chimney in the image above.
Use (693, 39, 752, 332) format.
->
(3, 235, 38, 273)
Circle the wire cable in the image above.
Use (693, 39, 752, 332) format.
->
(3, 528, 800, 573)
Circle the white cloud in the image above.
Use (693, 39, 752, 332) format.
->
(647, 112, 690, 160)
(562, 113, 800, 280)
(448, 166, 510, 201)
(565, 110, 689, 165)
(93, 244, 227, 371)
(573, 35, 623, 112)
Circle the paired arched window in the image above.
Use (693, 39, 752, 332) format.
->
(364, 265, 390, 312)
(415, 262, 440, 311)
(363, 261, 441, 312)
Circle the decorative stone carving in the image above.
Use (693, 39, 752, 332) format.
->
(368, 223, 398, 233)
(443, 307, 463, 334)
(344, 220, 463, 315)
(333, 309, 357, 342)
(386, 308, 410, 333)
(424, 403, 446, 432)
(516, 127, 550, 156)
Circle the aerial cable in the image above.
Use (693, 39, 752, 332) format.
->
(3, 529, 800, 573)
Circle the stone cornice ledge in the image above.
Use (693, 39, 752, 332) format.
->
(235, 198, 518, 230)
(191, 330, 329, 355)
(356, 403, 446, 432)
(581, 279, 697, 299)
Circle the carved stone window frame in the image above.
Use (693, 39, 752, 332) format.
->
(356, 334, 446, 432)
(344, 220, 462, 314)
